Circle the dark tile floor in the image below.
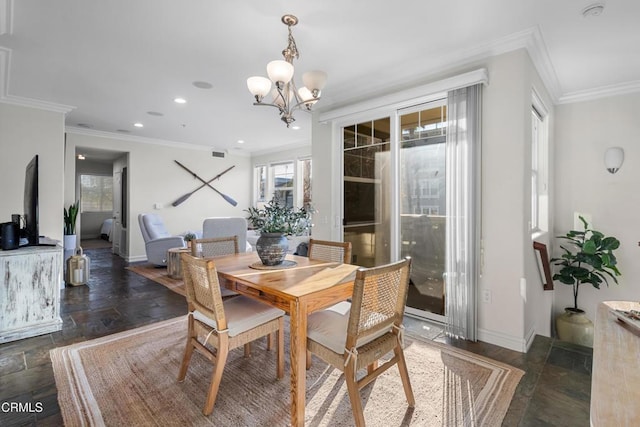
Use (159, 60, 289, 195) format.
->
(0, 246, 592, 426)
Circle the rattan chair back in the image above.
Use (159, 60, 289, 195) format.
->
(181, 253, 226, 330)
(308, 238, 352, 264)
(346, 257, 411, 347)
(192, 236, 239, 258)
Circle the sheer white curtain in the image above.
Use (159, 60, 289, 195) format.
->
(445, 84, 482, 340)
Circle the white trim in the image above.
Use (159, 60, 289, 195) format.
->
(477, 327, 528, 353)
(126, 254, 147, 263)
(558, 79, 640, 104)
(525, 27, 562, 104)
(523, 325, 537, 353)
(1, 93, 75, 114)
(320, 69, 488, 124)
(65, 126, 251, 156)
(250, 140, 311, 157)
(0, 48, 76, 114)
(0, 0, 13, 36)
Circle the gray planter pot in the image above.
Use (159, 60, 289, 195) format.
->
(256, 233, 289, 266)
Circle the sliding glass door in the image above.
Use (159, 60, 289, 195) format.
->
(342, 118, 391, 268)
(341, 101, 447, 320)
(399, 102, 447, 318)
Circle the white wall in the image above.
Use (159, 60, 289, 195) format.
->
(65, 131, 251, 262)
(0, 103, 65, 241)
(554, 92, 640, 322)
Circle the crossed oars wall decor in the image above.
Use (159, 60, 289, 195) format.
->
(172, 161, 237, 207)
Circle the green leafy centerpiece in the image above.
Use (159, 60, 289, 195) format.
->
(245, 197, 311, 266)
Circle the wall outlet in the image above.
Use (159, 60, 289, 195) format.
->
(153, 203, 162, 210)
(481, 289, 492, 303)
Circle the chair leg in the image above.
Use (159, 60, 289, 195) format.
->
(367, 360, 378, 375)
(345, 362, 366, 427)
(276, 317, 284, 379)
(244, 342, 251, 358)
(395, 345, 415, 407)
(178, 316, 196, 382)
(306, 350, 312, 370)
(202, 336, 229, 416)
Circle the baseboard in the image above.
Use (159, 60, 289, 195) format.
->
(478, 327, 528, 353)
(126, 255, 147, 263)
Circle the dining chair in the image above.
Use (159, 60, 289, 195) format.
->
(177, 253, 285, 416)
(192, 236, 239, 299)
(191, 236, 239, 258)
(306, 257, 415, 427)
(308, 238, 352, 264)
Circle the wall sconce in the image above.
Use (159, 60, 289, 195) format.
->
(604, 147, 624, 174)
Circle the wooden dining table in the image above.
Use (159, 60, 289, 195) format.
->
(212, 251, 359, 427)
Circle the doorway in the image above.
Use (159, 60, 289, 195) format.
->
(342, 99, 447, 321)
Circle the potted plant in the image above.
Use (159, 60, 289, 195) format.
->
(245, 197, 312, 266)
(551, 216, 621, 346)
(63, 201, 80, 252)
(183, 232, 197, 248)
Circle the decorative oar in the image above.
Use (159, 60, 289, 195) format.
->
(172, 162, 237, 207)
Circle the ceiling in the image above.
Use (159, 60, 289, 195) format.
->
(1, 0, 639, 154)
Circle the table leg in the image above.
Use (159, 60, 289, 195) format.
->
(289, 299, 307, 427)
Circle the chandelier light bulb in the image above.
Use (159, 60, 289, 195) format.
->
(247, 76, 272, 101)
(267, 60, 294, 86)
(303, 70, 328, 95)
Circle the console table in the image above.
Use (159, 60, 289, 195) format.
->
(590, 301, 640, 425)
(0, 245, 63, 343)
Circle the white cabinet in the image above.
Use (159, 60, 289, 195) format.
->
(0, 245, 63, 343)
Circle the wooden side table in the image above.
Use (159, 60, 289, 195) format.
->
(167, 247, 190, 279)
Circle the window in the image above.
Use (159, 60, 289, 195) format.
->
(271, 162, 294, 207)
(80, 174, 113, 212)
(253, 158, 312, 209)
(254, 165, 267, 203)
(531, 91, 549, 233)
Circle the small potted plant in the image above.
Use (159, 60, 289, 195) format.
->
(551, 216, 621, 346)
(245, 197, 312, 265)
(183, 232, 197, 248)
(63, 201, 80, 252)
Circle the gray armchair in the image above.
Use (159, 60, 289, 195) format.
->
(202, 217, 250, 252)
(138, 213, 185, 266)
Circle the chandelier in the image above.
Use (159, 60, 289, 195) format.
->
(247, 15, 327, 127)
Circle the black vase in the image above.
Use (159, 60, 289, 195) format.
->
(256, 233, 289, 266)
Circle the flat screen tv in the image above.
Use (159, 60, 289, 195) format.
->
(23, 155, 39, 246)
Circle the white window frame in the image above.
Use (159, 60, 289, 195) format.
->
(531, 90, 549, 234)
(252, 157, 312, 209)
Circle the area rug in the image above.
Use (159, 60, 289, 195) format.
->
(51, 317, 523, 426)
(126, 264, 185, 296)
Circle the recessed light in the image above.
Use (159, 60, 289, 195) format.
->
(291, 125, 301, 130)
(77, 154, 85, 160)
(134, 123, 144, 128)
(147, 111, 164, 116)
(193, 81, 213, 89)
(237, 140, 245, 144)
(174, 98, 187, 104)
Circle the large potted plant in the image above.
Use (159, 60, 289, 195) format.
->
(551, 216, 621, 346)
(245, 197, 311, 266)
(63, 200, 80, 252)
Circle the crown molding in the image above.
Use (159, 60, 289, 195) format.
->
(0, 0, 13, 36)
(0, 47, 75, 113)
(558, 80, 640, 104)
(65, 126, 251, 157)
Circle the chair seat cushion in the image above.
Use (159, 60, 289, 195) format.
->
(193, 296, 284, 337)
(307, 301, 390, 354)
